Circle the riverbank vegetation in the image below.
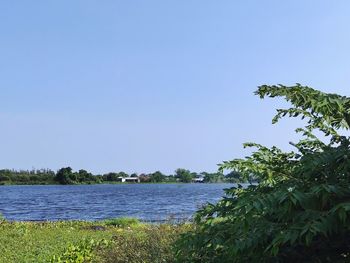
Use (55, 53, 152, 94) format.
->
(4, 85, 349, 262)
(0, 218, 190, 263)
(175, 85, 350, 262)
(0, 167, 246, 185)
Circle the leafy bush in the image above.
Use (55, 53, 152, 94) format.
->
(50, 238, 110, 263)
(175, 84, 350, 262)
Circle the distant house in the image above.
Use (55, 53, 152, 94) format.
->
(192, 177, 204, 183)
(117, 176, 140, 183)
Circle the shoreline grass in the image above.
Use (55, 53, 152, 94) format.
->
(0, 218, 190, 263)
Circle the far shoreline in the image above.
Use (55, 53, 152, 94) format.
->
(0, 181, 239, 186)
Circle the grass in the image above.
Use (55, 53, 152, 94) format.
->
(0, 218, 190, 263)
(0, 221, 113, 263)
(103, 217, 141, 227)
(97, 224, 190, 263)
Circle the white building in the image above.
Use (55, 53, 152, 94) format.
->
(192, 177, 204, 183)
(118, 176, 140, 183)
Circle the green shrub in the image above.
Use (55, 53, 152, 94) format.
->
(176, 85, 350, 262)
(50, 238, 110, 263)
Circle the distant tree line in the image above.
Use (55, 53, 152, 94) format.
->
(0, 167, 251, 185)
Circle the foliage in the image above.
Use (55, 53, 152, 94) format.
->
(0, 167, 243, 185)
(50, 239, 110, 263)
(102, 172, 119, 182)
(77, 169, 98, 183)
(56, 167, 76, 185)
(175, 84, 350, 262)
(150, 171, 165, 182)
(98, 224, 190, 263)
(201, 172, 225, 183)
(0, 220, 189, 263)
(0, 169, 56, 185)
(0, 221, 114, 263)
(103, 217, 141, 228)
(224, 171, 243, 183)
(139, 173, 152, 182)
(175, 168, 193, 183)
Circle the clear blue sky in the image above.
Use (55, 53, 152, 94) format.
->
(1, 1, 349, 174)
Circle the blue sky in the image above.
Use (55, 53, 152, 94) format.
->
(1, 1, 350, 174)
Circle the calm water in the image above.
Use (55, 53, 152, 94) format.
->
(0, 184, 234, 222)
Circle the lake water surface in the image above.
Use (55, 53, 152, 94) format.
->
(0, 184, 234, 222)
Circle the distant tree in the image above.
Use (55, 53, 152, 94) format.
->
(29, 175, 39, 182)
(15, 175, 30, 183)
(175, 168, 192, 183)
(164, 174, 177, 183)
(139, 174, 151, 183)
(103, 172, 119, 181)
(0, 174, 10, 182)
(0, 170, 11, 177)
(118, 172, 129, 178)
(225, 171, 242, 183)
(130, 173, 138, 178)
(55, 167, 74, 184)
(191, 172, 199, 179)
(202, 172, 224, 183)
(150, 171, 165, 182)
(77, 169, 94, 182)
(139, 173, 151, 183)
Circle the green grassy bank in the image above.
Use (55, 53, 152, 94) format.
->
(0, 218, 190, 263)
